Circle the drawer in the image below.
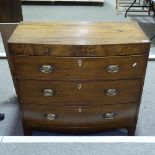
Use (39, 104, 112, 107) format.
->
(13, 55, 147, 80)
(9, 43, 150, 56)
(18, 79, 141, 104)
(22, 103, 137, 127)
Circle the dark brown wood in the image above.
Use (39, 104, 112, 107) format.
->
(8, 43, 150, 57)
(23, 124, 33, 136)
(127, 126, 136, 136)
(17, 79, 141, 104)
(22, 103, 137, 127)
(7, 22, 150, 136)
(13, 55, 147, 80)
(0, 0, 23, 23)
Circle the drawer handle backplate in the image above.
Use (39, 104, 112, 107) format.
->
(106, 65, 119, 73)
(40, 65, 53, 73)
(103, 113, 116, 119)
(42, 89, 55, 96)
(105, 88, 119, 96)
(45, 113, 57, 120)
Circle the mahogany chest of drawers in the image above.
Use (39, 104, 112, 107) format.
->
(7, 21, 150, 135)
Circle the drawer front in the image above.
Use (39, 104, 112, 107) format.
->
(22, 103, 137, 127)
(9, 43, 150, 56)
(13, 55, 147, 80)
(18, 79, 141, 103)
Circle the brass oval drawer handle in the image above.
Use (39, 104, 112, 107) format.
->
(42, 89, 55, 96)
(103, 113, 116, 119)
(45, 113, 57, 120)
(40, 65, 53, 73)
(106, 65, 119, 73)
(105, 88, 119, 96)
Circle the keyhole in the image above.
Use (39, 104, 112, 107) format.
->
(132, 62, 138, 67)
(78, 59, 82, 67)
(78, 108, 82, 113)
(77, 83, 82, 90)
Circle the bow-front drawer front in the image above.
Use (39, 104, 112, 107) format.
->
(13, 55, 147, 80)
(18, 79, 141, 104)
(22, 103, 137, 127)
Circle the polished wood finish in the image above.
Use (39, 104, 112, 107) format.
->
(18, 79, 141, 104)
(22, 103, 137, 127)
(0, 0, 23, 23)
(8, 22, 149, 45)
(8, 43, 150, 56)
(8, 22, 150, 56)
(13, 55, 147, 80)
(7, 22, 150, 136)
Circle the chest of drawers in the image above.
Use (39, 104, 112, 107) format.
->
(7, 21, 150, 135)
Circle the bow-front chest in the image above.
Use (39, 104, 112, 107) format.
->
(7, 22, 150, 135)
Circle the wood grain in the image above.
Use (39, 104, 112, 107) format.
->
(8, 22, 150, 56)
(8, 22, 149, 44)
(13, 55, 147, 80)
(17, 79, 142, 104)
(0, 0, 23, 23)
(8, 43, 150, 56)
(22, 103, 137, 127)
(6, 22, 150, 135)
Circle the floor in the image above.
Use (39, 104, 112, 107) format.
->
(0, 0, 155, 136)
(0, 142, 155, 155)
(1, 137, 155, 154)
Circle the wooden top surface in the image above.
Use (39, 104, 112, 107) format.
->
(8, 21, 149, 45)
